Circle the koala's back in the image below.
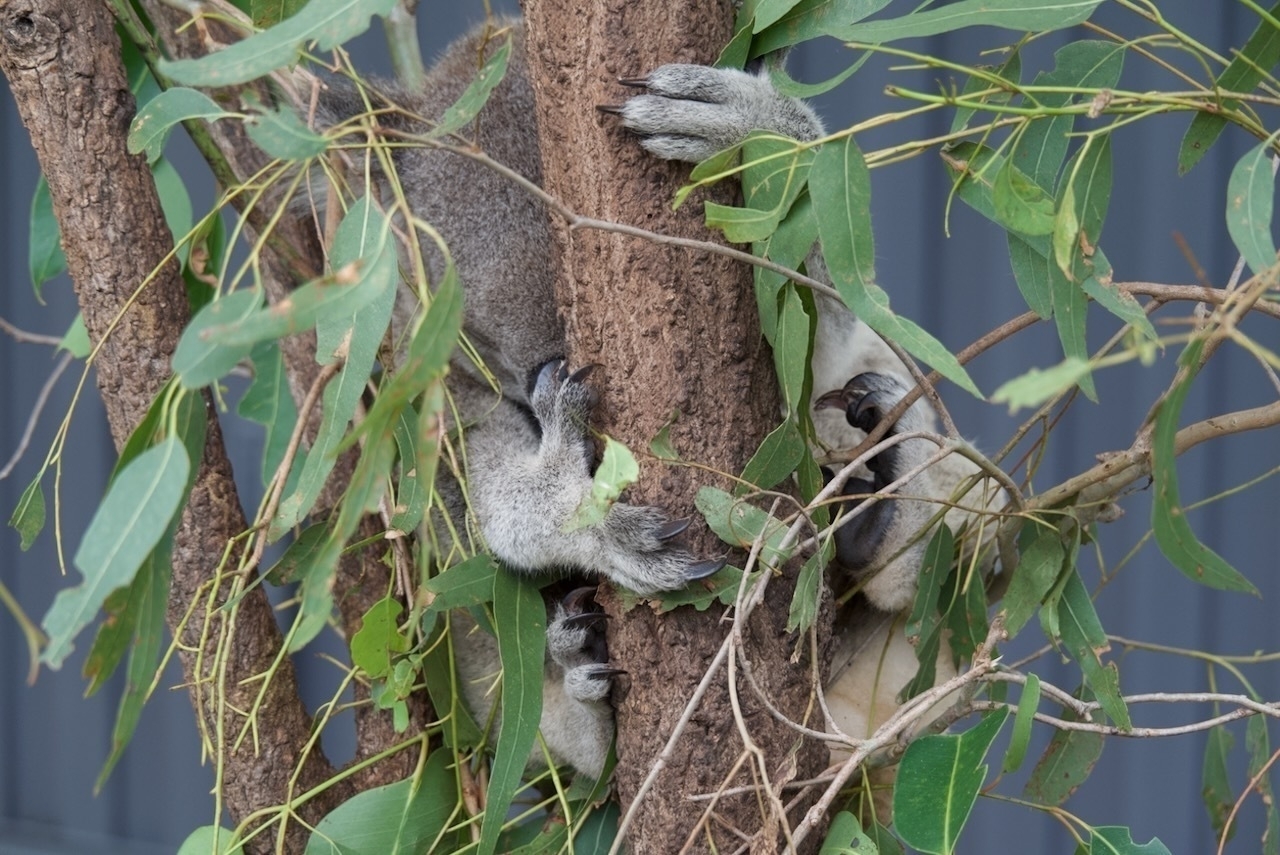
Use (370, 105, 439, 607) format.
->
(325, 19, 562, 401)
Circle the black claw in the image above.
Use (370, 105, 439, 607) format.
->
(685, 558, 727, 581)
(814, 388, 852, 411)
(656, 517, 691, 541)
(562, 612, 608, 632)
(588, 667, 628, 681)
(566, 363, 597, 385)
(597, 103, 625, 115)
(562, 586, 599, 612)
(617, 76, 649, 88)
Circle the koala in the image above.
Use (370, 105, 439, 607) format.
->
(312, 19, 1003, 782)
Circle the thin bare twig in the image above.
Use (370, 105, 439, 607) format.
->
(0, 315, 63, 347)
(0, 351, 73, 481)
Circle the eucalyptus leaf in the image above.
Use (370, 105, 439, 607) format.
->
(894, 710, 1009, 854)
(42, 439, 190, 669)
(478, 571, 546, 855)
(160, 0, 398, 88)
(1151, 341, 1258, 594)
(1225, 136, 1280, 276)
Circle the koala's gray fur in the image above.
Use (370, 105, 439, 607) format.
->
(312, 18, 1002, 780)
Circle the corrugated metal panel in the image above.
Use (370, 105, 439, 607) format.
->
(2, 2, 1276, 851)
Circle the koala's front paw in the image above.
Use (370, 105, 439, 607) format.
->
(603, 64, 823, 163)
(597, 503, 726, 595)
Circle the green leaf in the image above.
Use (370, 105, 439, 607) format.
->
(739, 419, 805, 493)
(177, 826, 244, 855)
(1202, 726, 1236, 842)
(159, 0, 398, 88)
(753, 191, 819, 344)
(1152, 341, 1259, 594)
(246, 105, 328, 160)
(478, 571, 546, 855)
(696, 486, 793, 569)
(951, 52, 1022, 135)
(271, 198, 398, 540)
(1082, 827, 1172, 855)
(1001, 520, 1066, 636)
(28, 176, 66, 296)
(153, 158, 194, 267)
(750, 0, 892, 55)
(424, 555, 499, 616)
(253, 0, 308, 28)
(430, 32, 512, 139)
(1081, 271, 1157, 344)
(238, 341, 302, 487)
(1012, 41, 1124, 194)
(569, 437, 639, 530)
(10, 475, 46, 551)
(95, 543, 173, 791)
(812, 136, 978, 396)
(1178, 1, 1280, 175)
(1057, 570, 1130, 729)
(1226, 136, 1279, 276)
(819, 811, 877, 854)
(752, 0, 805, 33)
(787, 542, 831, 632)
(41, 438, 190, 669)
(1052, 181, 1080, 277)
(172, 289, 263, 389)
(59, 314, 91, 358)
(991, 357, 1092, 414)
(993, 158, 1055, 235)
(304, 751, 456, 854)
(894, 709, 1009, 854)
(773, 283, 814, 419)
(351, 596, 408, 679)
(839, 0, 1103, 43)
(1024, 725, 1103, 806)
(265, 522, 329, 585)
(1003, 674, 1040, 774)
(127, 88, 237, 163)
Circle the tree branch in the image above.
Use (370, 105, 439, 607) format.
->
(0, 3, 344, 850)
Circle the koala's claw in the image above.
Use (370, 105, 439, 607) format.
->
(656, 517, 692, 541)
(561, 611, 608, 632)
(686, 558, 728, 581)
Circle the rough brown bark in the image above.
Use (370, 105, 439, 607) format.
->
(0, 2, 345, 850)
(520, 2, 828, 851)
(134, 0, 430, 792)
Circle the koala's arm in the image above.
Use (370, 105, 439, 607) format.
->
(453, 362, 722, 594)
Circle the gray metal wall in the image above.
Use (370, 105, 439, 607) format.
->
(2, 2, 1277, 852)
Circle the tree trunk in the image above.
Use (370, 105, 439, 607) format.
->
(0, 2, 345, 850)
(519, 2, 828, 850)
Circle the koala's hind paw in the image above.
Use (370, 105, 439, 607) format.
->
(607, 64, 823, 164)
(548, 588, 623, 705)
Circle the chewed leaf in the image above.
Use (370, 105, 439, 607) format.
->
(172, 289, 262, 389)
(895, 710, 1009, 854)
(991, 357, 1091, 413)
